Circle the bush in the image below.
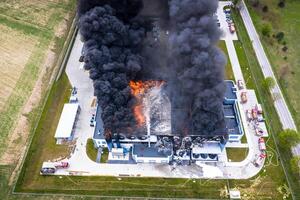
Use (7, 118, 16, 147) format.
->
(284, 56, 287, 60)
(282, 46, 288, 52)
(262, 77, 275, 91)
(278, 0, 285, 8)
(278, 129, 300, 150)
(262, 5, 268, 12)
(275, 32, 285, 42)
(252, 0, 259, 7)
(261, 23, 272, 37)
(290, 156, 300, 175)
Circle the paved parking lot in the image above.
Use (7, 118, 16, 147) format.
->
(218, 1, 238, 41)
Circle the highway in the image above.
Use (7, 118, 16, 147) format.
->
(239, 1, 297, 131)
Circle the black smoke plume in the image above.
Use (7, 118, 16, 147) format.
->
(78, 0, 143, 21)
(78, 0, 227, 138)
(78, 2, 146, 135)
(167, 0, 227, 137)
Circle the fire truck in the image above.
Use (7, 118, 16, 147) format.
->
(252, 109, 258, 120)
(258, 137, 266, 151)
(253, 153, 266, 167)
(241, 91, 247, 103)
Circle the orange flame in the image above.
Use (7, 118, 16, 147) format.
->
(129, 80, 164, 127)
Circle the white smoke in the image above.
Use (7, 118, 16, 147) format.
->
(143, 85, 171, 136)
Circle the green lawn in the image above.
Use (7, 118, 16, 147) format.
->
(245, 0, 300, 131)
(86, 139, 97, 161)
(226, 148, 248, 162)
(219, 40, 235, 81)
(101, 148, 109, 163)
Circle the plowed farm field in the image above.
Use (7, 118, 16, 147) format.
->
(0, 0, 76, 161)
(0, 24, 37, 110)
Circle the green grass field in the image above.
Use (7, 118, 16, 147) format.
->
(245, 0, 300, 130)
(101, 148, 109, 163)
(86, 139, 97, 161)
(226, 148, 248, 162)
(219, 40, 235, 81)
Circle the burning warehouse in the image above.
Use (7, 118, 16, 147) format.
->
(78, 0, 231, 163)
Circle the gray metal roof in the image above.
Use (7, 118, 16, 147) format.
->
(224, 80, 237, 100)
(132, 143, 172, 158)
(93, 105, 105, 140)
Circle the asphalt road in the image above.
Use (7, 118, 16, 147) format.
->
(239, 1, 297, 131)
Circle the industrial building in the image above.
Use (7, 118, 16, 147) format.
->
(54, 103, 80, 144)
(92, 80, 244, 164)
(224, 80, 244, 142)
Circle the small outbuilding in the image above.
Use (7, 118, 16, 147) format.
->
(54, 103, 80, 144)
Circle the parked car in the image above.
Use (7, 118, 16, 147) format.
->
(241, 91, 247, 103)
(252, 109, 258, 120)
(40, 167, 55, 175)
(257, 115, 265, 122)
(226, 18, 232, 23)
(90, 119, 95, 127)
(229, 24, 236, 33)
(258, 137, 266, 151)
(40, 162, 56, 175)
(224, 8, 231, 14)
(255, 127, 264, 136)
(71, 87, 77, 95)
(246, 110, 253, 121)
(54, 162, 69, 169)
(237, 80, 244, 90)
(69, 96, 78, 103)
